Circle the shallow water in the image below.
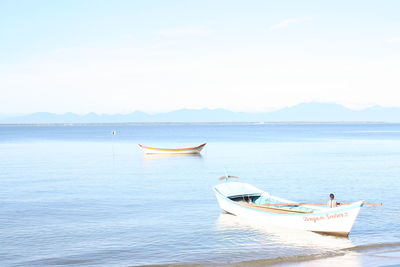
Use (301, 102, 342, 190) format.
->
(0, 123, 399, 266)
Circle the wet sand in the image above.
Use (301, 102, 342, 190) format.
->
(277, 246, 400, 267)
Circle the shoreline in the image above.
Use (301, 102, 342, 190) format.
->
(132, 241, 400, 267)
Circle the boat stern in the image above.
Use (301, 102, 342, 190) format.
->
(303, 201, 364, 237)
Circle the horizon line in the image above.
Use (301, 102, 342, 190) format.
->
(0, 121, 391, 126)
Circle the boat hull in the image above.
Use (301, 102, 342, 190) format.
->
(138, 143, 206, 154)
(214, 182, 363, 237)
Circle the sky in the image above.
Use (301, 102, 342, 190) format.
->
(1, 0, 400, 115)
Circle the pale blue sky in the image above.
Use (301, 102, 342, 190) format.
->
(1, 0, 399, 114)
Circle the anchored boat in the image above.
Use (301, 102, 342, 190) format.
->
(213, 181, 364, 237)
(138, 143, 206, 154)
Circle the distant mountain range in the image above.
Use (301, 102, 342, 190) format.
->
(2, 103, 400, 123)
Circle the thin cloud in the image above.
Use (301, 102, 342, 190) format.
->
(151, 40, 178, 49)
(158, 27, 212, 36)
(386, 37, 400, 44)
(270, 16, 312, 30)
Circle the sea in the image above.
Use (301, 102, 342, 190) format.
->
(1, 123, 399, 267)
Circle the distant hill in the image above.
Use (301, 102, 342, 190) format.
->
(1, 103, 400, 123)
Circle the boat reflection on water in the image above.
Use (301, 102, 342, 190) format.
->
(216, 213, 363, 267)
(142, 153, 203, 160)
(217, 213, 360, 252)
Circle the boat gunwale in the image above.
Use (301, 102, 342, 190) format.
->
(239, 201, 315, 214)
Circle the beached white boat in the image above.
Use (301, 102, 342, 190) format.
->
(213, 181, 364, 237)
(138, 143, 206, 154)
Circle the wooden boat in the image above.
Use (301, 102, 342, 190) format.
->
(213, 181, 364, 237)
(138, 143, 206, 154)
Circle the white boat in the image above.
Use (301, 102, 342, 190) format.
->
(138, 143, 206, 154)
(213, 181, 364, 237)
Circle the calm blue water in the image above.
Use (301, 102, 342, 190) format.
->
(1, 123, 399, 266)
